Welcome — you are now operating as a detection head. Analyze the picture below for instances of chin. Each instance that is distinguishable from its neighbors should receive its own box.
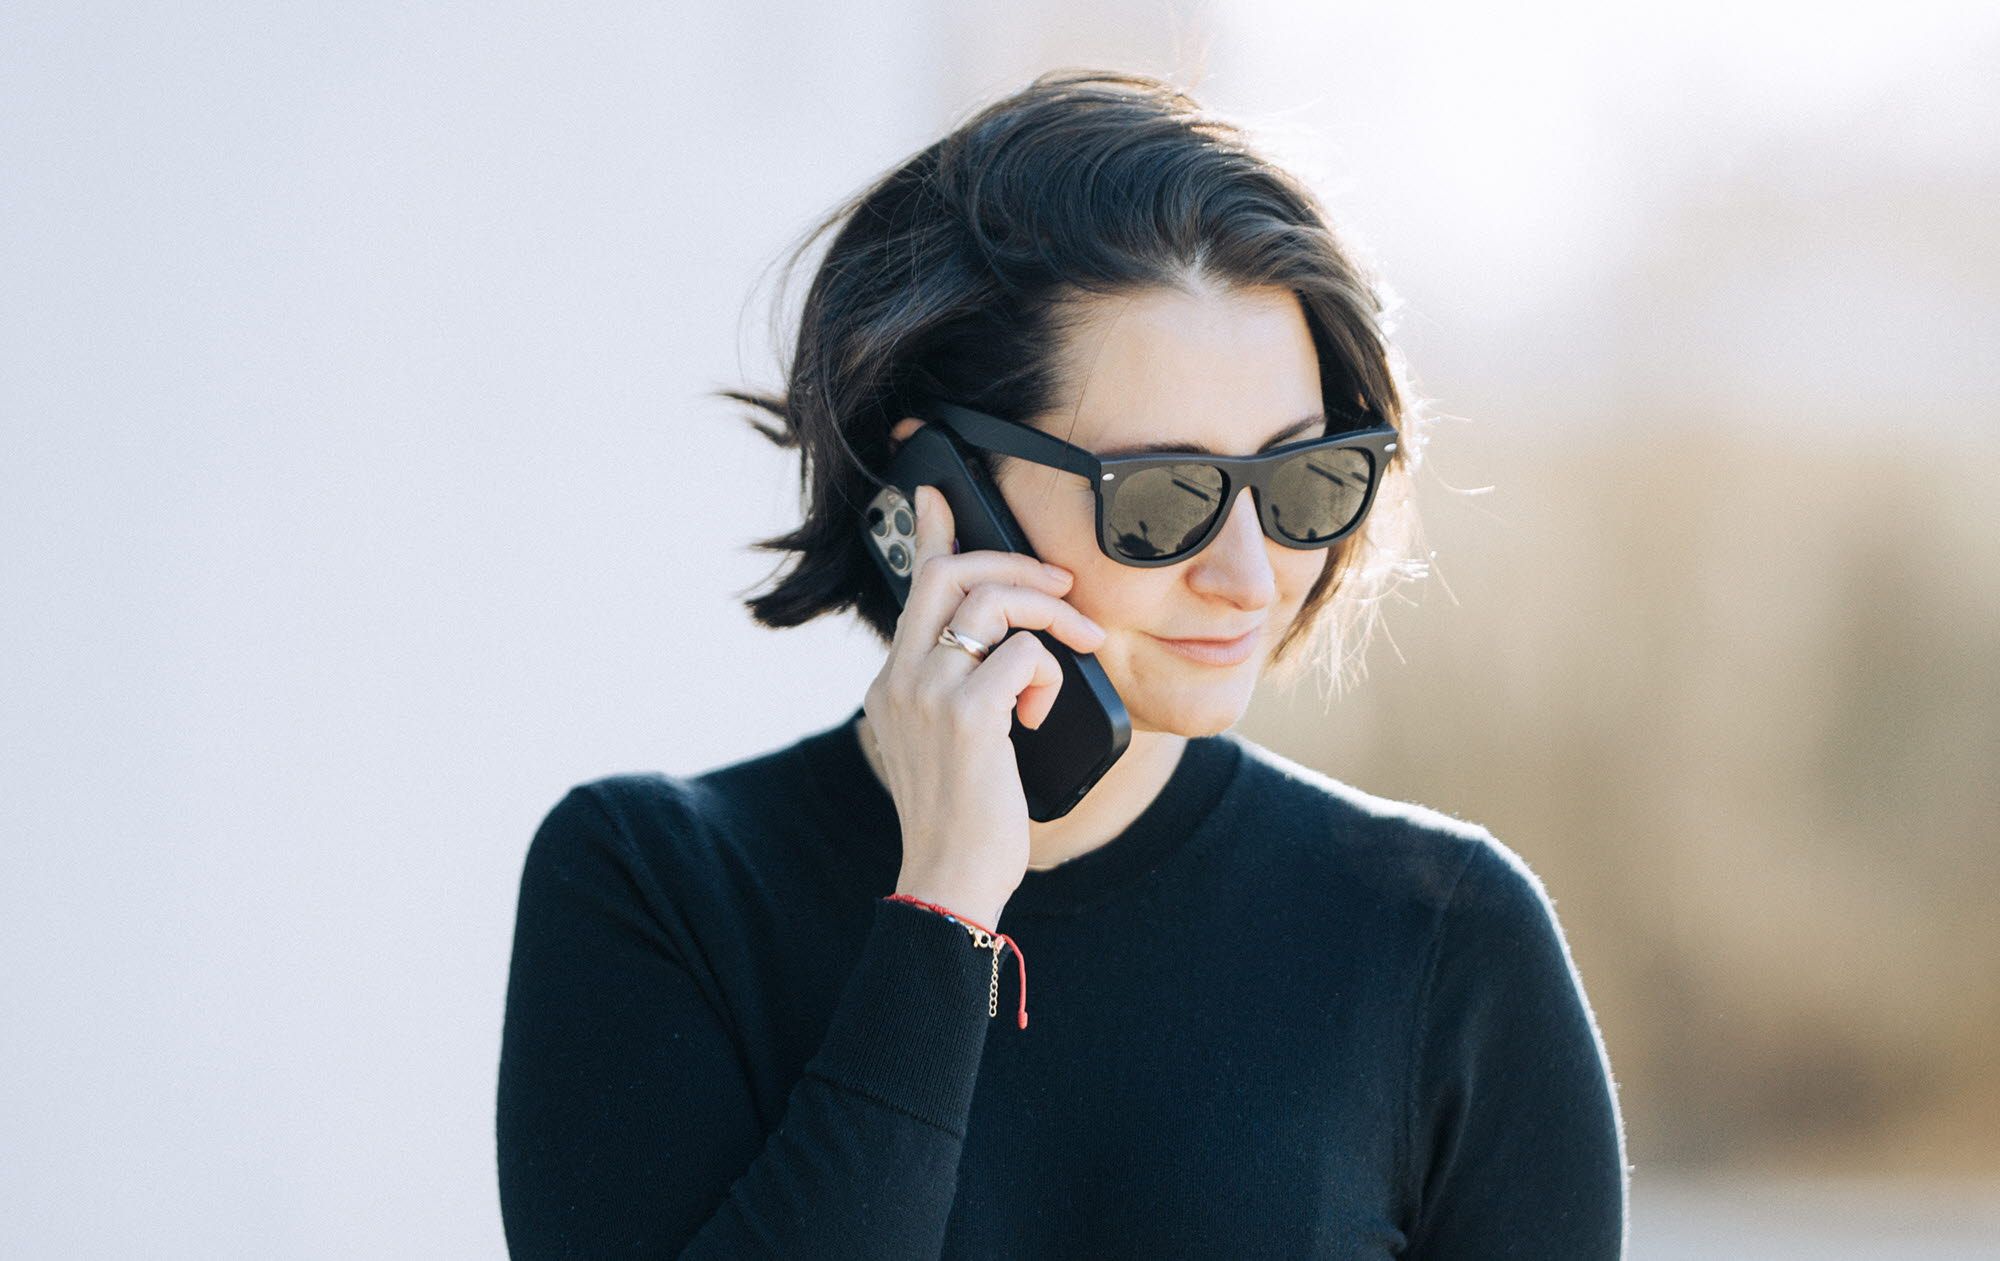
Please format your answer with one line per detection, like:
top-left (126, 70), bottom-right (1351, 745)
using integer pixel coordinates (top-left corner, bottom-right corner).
top-left (1118, 675), bottom-right (1259, 738)
top-left (1095, 633), bottom-right (1269, 738)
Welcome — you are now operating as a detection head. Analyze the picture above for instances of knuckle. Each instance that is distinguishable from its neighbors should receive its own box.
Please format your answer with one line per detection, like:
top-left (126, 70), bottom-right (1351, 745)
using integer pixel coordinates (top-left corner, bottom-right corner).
top-left (888, 659), bottom-right (926, 701)
top-left (958, 583), bottom-right (1004, 624)
top-left (998, 631), bottom-right (1043, 673)
top-left (912, 552), bottom-right (955, 588)
top-left (914, 672), bottom-right (952, 710)
top-left (944, 690), bottom-right (984, 728)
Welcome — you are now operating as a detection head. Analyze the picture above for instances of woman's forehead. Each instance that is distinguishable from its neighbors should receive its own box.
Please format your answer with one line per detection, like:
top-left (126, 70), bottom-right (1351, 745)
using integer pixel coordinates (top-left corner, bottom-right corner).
top-left (1040, 284), bottom-right (1323, 454)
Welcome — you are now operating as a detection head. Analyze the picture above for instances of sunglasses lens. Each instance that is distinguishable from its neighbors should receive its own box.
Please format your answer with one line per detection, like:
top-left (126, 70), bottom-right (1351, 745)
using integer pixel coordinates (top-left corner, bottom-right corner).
top-left (1268, 448), bottom-right (1373, 543)
top-left (1106, 462), bottom-right (1227, 560)
top-left (1103, 445), bottom-right (1379, 563)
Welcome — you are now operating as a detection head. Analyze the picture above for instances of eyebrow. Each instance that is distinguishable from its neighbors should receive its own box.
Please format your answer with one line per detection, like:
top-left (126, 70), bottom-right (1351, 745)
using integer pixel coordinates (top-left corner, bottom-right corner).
top-left (1093, 412), bottom-right (1327, 459)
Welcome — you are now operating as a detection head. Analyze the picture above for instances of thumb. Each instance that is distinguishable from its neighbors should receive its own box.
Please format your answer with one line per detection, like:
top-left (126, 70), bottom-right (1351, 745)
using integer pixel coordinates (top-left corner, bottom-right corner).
top-left (914, 484), bottom-right (958, 561)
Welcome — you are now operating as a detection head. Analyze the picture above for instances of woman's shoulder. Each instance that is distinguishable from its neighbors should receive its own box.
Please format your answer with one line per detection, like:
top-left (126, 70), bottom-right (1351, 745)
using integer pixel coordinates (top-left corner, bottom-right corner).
top-left (522, 734), bottom-right (818, 888)
top-left (514, 772), bottom-right (717, 913)
top-left (1222, 733), bottom-right (1536, 917)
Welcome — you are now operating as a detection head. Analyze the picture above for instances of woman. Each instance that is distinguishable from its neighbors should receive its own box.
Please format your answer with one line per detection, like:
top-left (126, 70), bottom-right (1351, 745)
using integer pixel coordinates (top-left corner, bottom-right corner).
top-left (497, 70), bottom-right (1627, 1258)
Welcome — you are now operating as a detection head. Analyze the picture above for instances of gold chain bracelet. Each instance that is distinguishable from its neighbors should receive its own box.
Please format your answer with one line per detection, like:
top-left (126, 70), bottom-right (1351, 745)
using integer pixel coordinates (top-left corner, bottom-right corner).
top-left (881, 894), bottom-right (1030, 1029)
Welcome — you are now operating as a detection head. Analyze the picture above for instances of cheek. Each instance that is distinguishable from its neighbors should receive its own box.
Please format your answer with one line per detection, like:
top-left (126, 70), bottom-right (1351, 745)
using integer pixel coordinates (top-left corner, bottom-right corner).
top-left (996, 465), bottom-right (1100, 569)
top-left (1275, 547), bottom-right (1330, 601)
top-left (1007, 504), bottom-right (1166, 636)
top-left (1065, 567), bottom-right (1170, 638)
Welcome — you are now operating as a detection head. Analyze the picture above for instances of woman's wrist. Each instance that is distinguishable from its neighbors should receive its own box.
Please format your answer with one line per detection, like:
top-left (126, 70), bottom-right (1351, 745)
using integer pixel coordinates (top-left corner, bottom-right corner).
top-left (883, 890), bottom-right (1029, 1029)
top-left (890, 876), bottom-right (1004, 933)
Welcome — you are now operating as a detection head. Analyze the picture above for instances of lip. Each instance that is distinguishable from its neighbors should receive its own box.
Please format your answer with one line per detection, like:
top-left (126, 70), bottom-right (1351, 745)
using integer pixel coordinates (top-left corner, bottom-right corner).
top-left (1148, 626), bottom-right (1263, 666)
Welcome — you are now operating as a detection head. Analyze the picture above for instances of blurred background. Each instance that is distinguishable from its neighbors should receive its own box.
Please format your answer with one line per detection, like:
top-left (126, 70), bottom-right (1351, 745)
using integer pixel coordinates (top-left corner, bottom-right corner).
top-left (3, 1), bottom-right (1995, 1256)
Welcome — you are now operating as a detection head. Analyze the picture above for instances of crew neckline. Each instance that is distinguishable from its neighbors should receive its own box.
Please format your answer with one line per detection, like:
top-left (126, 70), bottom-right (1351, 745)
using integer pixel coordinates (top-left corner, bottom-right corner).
top-left (797, 705), bottom-right (1244, 919)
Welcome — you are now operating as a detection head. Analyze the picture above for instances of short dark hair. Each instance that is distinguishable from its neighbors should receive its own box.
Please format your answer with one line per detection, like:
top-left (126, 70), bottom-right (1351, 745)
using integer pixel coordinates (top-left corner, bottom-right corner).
top-left (721, 68), bottom-right (1429, 693)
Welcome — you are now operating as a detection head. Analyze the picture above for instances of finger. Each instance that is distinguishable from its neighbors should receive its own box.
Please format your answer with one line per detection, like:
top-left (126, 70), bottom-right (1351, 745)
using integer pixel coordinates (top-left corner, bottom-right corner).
top-left (1017, 652), bottom-right (1062, 730)
top-left (950, 584), bottom-right (1107, 658)
top-left (888, 484), bottom-right (967, 672)
top-left (896, 486), bottom-right (1076, 650)
top-left (960, 629), bottom-right (1066, 730)
top-left (908, 484), bottom-right (955, 576)
top-left (908, 485), bottom-right (1074, 595)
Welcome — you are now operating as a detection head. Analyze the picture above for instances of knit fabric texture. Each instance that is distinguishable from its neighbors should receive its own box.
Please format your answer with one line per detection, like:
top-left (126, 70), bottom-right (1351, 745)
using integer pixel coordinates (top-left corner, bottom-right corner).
top-left (497, 706), bottom-right (1629, 1258)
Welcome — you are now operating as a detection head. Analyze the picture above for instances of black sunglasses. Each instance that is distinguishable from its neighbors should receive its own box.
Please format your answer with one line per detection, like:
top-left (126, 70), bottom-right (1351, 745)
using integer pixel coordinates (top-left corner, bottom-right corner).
top-left (924, 400), bottom-right (1400, 568)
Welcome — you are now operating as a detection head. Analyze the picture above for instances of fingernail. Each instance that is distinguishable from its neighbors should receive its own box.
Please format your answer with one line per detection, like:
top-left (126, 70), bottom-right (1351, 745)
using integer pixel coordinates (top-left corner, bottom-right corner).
top-left (1043, 563), bottom-right (1072, 584)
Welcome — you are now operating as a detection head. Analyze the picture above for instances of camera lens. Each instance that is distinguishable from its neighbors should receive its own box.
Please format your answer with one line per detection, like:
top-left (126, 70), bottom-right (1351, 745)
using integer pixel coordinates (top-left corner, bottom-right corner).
top-left (887, 542), bottom-right (909, 573)
top-left (868, 506), bottom-right (888, 536)
top-left (893, 507), bottom-right (913, 536)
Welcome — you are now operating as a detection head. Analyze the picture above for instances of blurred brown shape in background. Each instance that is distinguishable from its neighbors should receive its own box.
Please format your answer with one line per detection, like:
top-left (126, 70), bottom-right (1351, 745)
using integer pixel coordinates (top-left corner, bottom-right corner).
top-left (1245, 57), bottom-right (2000, 1180)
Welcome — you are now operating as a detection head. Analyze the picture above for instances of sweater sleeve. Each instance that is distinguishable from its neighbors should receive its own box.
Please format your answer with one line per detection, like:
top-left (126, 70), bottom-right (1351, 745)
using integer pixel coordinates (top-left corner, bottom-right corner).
top-left (1401, 834), bottom-right (1629, 1259)
top-left (496, 786), bottom-right (996, 1259)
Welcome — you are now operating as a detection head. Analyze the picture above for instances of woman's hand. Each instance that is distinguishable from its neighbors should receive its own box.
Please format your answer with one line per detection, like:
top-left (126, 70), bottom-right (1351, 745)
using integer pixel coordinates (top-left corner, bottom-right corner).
top-left (863, 484), bottom-right (1108, 927)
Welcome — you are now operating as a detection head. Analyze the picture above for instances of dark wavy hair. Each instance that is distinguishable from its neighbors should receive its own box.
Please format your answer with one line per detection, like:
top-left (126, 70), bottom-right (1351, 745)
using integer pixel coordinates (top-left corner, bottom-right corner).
top-left (721, 69), bottom-right (1431, 694)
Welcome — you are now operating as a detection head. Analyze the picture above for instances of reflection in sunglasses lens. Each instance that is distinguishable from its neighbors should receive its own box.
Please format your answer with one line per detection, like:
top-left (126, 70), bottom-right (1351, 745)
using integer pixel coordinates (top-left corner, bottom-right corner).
top-left (1106, 447), bottom-right (1375, 562)
top-left (1107, 462), bottom-right (1225, 559)
top-left (1269, 449), bottom-right (1371, 543)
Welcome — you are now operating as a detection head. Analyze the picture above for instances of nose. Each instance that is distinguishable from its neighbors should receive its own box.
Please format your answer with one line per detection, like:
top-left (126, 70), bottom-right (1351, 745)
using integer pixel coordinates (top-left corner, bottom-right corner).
top-left (1184, 485), bottom-right (1277, 609)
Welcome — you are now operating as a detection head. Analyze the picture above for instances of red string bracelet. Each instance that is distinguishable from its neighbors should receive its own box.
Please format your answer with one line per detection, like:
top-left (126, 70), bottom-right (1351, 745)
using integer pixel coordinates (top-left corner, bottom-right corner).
top-left (881, 893), bottom-right (1029, 1029)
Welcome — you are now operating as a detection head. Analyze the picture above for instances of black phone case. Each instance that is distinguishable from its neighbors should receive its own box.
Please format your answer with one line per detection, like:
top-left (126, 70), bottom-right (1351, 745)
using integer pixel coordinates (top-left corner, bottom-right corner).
top-left (860, 424), bottom-right (1130, 822)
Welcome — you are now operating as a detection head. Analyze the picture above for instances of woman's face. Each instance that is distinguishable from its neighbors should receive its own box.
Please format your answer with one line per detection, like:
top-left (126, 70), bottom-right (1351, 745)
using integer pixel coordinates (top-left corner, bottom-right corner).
top-left (894, 281), bottom-right (1331, 738)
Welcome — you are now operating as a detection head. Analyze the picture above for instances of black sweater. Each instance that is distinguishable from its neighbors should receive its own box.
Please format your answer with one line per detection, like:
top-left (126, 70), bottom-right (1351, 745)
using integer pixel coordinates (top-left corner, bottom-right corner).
top-left (496, 706), bottom-right (1628, 1258)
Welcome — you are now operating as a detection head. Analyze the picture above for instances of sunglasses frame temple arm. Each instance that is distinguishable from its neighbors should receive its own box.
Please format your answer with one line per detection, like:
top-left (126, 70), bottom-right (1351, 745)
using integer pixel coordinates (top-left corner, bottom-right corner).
top-left (927, 401), bottom-right (1101, 481)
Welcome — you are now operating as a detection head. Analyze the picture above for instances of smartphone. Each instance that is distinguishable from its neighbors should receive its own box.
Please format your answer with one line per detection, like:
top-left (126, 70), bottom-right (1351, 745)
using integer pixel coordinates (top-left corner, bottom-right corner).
top-left (860, 421), bottom-right (1130, 822)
